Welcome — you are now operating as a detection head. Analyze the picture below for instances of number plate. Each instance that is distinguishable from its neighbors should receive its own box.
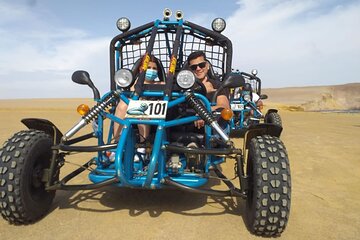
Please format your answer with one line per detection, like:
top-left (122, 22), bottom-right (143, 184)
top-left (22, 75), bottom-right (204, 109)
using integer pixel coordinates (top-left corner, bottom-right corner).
top-left (126, 100), bottom-right (168, 119)
top-left (231, 103), bottom-right (244, 110)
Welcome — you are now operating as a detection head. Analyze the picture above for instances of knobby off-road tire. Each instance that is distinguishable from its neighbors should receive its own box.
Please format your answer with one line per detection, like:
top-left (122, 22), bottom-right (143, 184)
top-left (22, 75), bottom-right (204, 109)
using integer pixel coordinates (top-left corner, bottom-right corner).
top-left (0, 130), bottom-right (56, 224)
top-left (265, 112), bottom-right (282, 127)
top-left (245, 135), bottom-right (291, 237)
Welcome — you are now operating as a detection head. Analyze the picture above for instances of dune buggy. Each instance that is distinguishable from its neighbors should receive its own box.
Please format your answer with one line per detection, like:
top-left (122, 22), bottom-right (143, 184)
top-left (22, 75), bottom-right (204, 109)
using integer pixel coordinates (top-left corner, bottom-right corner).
top-left (224, 70), bottom-right (282, 138)
top-left (0, 9), bottom-right (291, 236)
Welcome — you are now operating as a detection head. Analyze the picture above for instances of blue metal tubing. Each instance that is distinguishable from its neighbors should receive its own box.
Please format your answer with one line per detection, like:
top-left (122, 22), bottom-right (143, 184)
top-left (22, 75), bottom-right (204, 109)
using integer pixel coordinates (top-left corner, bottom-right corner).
top-left (110, 123), bottom-right (168, 188)
top-left (104, 92), bottom-right (212, 127)
top-left (114, 125), bottom-right (135, 186)
top-left (97, 90), bottom-right (216, 188)
top-left (144, 125), bottom-right (164, 187)
top-left (88, 171), bottom-right (208, 189)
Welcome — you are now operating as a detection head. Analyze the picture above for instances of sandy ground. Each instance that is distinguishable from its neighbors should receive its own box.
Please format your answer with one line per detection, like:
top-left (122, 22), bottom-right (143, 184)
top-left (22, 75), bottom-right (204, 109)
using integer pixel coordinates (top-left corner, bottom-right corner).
top-left (0, 97), bottom-right (359, 240)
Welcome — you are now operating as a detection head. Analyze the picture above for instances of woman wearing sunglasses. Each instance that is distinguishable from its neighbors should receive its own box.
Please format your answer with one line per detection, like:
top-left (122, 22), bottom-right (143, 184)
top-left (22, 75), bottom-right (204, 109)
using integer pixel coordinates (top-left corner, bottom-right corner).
top-left (187, 51), bottom-right (230, 129)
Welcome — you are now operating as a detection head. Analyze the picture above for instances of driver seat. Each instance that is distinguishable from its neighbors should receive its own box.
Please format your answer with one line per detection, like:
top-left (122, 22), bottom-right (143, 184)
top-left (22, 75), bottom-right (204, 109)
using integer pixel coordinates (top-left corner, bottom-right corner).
top-left (166, 60), bottom-right (220, 146)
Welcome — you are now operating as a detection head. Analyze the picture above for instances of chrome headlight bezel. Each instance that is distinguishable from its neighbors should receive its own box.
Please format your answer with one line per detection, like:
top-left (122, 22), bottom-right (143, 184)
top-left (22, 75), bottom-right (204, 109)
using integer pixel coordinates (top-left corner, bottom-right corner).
top-left (176, 70), bottom-right (195, 89)
top-left (243, 93), bottom-right (251, 102)
top-left (114, 69), bottom-right (134, 88)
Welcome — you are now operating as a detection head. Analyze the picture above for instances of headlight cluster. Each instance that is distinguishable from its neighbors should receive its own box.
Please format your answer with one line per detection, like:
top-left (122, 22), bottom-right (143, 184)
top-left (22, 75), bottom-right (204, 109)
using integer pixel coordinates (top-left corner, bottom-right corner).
top-left (176, 70), bottom-right (195, 89)
top-left (114, 69), bottom-right (134, 88)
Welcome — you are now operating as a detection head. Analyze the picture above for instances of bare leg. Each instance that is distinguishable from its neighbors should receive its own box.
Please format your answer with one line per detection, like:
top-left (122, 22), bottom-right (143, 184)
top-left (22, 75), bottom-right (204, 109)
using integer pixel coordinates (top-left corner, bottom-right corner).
top-left (138, 124), bottom-right (150, 143)
top-left (114, 100), bottom-right (150, 143)
top-left (113, 100), bottom-right (127, 140)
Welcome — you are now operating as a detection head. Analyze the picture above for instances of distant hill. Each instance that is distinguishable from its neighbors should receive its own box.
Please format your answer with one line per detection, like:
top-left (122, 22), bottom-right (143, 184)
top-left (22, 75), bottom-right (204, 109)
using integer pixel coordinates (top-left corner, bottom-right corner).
top-left (263, 83), bottom-right (360, 111)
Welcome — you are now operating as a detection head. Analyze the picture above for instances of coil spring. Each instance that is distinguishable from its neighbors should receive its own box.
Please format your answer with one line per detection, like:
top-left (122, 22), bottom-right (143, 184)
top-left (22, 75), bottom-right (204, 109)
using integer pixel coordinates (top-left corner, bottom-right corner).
top-left (185, 92), bottom-right (215, 125)
top-left (83, 91), bottom-right (120, 123)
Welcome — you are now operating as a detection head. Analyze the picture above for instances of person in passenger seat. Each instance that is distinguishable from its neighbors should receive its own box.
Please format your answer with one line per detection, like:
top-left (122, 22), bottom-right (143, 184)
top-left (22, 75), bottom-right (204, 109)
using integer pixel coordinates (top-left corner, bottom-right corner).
top-left (113, 55), bottom-right (163, 141)
top-left (113, 55), bottom-right (163, 161)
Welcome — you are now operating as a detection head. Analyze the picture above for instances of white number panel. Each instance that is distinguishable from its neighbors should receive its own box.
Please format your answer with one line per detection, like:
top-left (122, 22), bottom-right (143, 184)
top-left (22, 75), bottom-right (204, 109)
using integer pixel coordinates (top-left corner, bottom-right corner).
top-left (230, 103), bottom-right (244, 111)
top-left (125, 100), bottom-right (168, 119)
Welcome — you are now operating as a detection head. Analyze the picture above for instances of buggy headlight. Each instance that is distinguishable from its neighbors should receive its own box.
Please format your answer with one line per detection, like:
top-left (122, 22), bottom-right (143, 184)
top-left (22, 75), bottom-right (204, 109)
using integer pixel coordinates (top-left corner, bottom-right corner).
top-left (114, 69), bottom-right (134, 88)
top-left (116, 17), bottom-right (131, 32)
top-left (212, 18), bottom-right (226, 33)
top-left (176, 70), bottom-right (195, 89)
top-left (251, 69), bottom-right (258, 76)
top-left (244, 93), bottom-right (251, 102)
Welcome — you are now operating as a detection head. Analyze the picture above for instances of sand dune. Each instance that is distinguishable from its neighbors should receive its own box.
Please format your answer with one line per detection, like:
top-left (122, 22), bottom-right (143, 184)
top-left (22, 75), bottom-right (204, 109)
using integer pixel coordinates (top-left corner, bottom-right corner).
top-left (263, 83), bottom-right (360, 111)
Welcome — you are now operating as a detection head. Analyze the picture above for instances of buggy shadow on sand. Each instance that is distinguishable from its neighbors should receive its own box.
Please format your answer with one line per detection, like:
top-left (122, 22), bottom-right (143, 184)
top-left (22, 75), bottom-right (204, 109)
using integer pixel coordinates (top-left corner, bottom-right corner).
top-left (0, 9), bottom-right (291, 237)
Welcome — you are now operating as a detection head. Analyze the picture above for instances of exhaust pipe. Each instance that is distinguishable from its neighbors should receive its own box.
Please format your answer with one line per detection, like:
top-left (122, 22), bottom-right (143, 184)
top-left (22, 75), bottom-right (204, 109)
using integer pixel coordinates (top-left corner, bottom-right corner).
top-left (163, 8), bottom-right (172, 20)
top-left (175, 10), bottom-right (183, 21)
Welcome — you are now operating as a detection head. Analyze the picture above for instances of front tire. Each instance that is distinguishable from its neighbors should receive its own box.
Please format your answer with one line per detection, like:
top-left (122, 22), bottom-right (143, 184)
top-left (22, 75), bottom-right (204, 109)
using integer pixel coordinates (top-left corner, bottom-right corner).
top-left (265, 111), bottom-right (282, 127)
top-left (0, 130), bottom-right (56, 224)
top-left (245, 135), bottom-right (291, 237)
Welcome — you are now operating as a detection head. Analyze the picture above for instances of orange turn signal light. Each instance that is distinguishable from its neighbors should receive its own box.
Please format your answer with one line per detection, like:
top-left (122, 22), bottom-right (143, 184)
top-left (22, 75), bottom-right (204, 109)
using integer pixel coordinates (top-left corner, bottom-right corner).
top-left (77, 104), bottom-right (90, 116)
top-left (221, 108), bottom-right (233, 121)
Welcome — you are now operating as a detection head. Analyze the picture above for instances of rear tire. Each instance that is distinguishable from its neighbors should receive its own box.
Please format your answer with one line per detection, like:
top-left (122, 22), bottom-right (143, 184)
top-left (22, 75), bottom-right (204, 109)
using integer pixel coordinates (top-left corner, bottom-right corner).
top-left (265, 112), bottom-right (282, 127)
top-left (0, 130), bottom-right (56, 224)
top-left (245, 135), bottom-right (291, 237)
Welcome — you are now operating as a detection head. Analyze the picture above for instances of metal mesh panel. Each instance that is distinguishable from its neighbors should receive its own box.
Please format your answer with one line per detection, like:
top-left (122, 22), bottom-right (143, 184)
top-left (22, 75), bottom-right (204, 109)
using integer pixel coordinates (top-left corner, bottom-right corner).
top-left (117, 27), bottom-right (227, 76)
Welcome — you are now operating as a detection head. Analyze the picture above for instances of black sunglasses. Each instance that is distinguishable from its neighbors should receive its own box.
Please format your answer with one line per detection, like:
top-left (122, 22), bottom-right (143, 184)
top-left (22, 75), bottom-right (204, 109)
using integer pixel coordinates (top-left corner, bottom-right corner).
top-left (189, 61), bottom-right (207, 71)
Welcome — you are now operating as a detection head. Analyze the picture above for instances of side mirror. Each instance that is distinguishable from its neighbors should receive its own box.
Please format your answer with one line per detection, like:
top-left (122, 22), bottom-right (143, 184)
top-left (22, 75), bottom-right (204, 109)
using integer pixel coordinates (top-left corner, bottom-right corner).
top-left (72, 70), bottom-right (92, 85)
top-left (71, 70), bottom-right (100, 99)
top-left (260, 94), bottom-right (268, 100)
top-left (212, 73), bottom-right (246, 102)
top-left (221, 73), bottom-right (246, 89)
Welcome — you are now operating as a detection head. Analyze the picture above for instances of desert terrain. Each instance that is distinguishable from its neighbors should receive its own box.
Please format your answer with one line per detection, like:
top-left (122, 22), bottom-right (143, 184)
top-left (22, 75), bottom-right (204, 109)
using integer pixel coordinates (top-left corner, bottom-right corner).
top-left (0, 83), bottom-right (359, 240)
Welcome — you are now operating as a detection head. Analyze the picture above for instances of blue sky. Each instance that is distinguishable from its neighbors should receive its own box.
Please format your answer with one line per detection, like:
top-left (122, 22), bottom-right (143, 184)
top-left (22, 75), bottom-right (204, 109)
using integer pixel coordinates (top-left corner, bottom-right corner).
top-left (0, 0), bottom-right (359, 99)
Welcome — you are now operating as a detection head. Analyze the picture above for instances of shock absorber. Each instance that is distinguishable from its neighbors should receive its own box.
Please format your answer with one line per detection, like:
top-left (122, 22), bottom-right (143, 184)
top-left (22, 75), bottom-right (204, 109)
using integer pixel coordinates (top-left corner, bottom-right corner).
top-left (62, 90), bottom-right (121, 141)
top-left (185, 92), bottom-right (215, 125)
top-left (185, 92), bottom-right (229, 142)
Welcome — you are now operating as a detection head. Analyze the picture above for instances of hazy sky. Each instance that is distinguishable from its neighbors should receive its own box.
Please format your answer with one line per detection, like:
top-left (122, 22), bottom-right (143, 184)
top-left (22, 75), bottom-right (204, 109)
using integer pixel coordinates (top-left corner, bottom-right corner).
top-left (0, 0), bottom-right (359, 99)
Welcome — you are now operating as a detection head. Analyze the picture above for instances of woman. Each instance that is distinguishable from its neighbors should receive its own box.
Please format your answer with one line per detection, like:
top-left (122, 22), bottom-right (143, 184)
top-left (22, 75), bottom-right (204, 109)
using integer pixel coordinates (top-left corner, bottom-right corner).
top-left (113, 55), bottom-right (163, 161)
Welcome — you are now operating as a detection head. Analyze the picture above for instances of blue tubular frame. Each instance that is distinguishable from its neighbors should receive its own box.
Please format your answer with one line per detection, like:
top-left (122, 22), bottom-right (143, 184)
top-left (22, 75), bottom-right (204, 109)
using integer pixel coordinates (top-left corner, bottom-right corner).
top-left (88, 90), bottom-right (219, 189)
top-left (231, 96), bottom-right (262, 130)
top-left (88, 18), bottom-right (234, 189)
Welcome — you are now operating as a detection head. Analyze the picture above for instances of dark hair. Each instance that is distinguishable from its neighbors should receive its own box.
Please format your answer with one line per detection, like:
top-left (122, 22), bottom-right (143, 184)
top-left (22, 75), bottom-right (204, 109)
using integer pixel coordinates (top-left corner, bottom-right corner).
top-left (139, 54), bottom-right (158, 72)
top-left (138, 54), bottom-right (165, 81)
top-left (187, 51), bottom-right (207, 65)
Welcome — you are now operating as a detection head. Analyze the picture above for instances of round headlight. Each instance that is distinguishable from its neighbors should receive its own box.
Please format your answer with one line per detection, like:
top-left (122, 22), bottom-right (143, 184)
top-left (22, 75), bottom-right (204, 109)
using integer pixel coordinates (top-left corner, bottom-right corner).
top-left (176, 70), bottom-right (195, 89)
top-left (116, 17), bottom-right (131, 32)
top-left (212, 18), bottom-right (226, 33)
top-left (251, 69), bottom-right (258, 76)
top-left (244, 94), bottom-right (251, 102)
top-left (114, 69), bottom-right (133, 88)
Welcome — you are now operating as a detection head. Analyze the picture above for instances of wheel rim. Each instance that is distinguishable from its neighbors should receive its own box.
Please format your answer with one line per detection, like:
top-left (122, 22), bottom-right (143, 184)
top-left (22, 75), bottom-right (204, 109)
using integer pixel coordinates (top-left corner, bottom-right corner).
top-left (28, 149), bottom-right (52, 202)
